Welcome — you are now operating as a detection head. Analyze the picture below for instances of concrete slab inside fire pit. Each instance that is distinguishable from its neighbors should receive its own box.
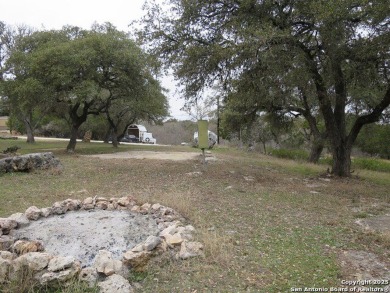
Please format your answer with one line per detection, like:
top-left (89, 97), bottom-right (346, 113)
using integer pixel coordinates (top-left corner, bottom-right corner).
top-left (11, 210), bottom-right (159, 267)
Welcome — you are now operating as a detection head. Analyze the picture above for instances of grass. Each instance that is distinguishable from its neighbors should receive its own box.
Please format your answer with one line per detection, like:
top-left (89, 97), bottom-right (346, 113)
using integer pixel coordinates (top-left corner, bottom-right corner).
top-left (1, 141), bottom-right (389, 292)
top-left (267, 147), bottom-right (390, 173)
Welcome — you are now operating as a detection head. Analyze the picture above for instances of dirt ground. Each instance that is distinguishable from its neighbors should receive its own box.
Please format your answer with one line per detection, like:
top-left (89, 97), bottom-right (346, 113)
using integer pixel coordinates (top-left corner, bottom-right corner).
top-left (87, 151), bottom-right (215, 161)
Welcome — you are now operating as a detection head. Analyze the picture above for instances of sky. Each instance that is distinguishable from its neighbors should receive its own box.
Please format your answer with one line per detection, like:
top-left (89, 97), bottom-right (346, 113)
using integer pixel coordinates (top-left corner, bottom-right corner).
top-left (0, 0), bottom-right (191, 120)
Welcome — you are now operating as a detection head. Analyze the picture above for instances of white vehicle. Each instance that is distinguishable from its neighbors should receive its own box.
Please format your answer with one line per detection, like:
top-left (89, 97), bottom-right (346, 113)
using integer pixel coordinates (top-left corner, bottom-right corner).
top-left (142, 132), bottom-right (156, 144)
top-left (127, 124), bottom-right (157, 144)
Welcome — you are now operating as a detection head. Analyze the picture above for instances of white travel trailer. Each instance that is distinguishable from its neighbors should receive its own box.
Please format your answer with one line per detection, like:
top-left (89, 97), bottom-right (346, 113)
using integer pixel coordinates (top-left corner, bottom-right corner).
top-left (127, 124), bottom-right (156, 144)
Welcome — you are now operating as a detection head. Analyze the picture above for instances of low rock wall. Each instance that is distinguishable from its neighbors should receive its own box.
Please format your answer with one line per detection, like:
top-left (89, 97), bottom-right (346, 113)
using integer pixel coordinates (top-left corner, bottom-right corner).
top-left (0, 152), bottom-right (63, 173)
top-left (0, 196), bottom-right (204, 292)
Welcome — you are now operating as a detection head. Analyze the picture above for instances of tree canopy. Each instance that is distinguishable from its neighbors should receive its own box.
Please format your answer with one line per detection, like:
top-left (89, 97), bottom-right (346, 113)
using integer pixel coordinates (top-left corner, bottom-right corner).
top-left (1, 23), bottom-right (168, 151)
top-left (138, 0), bottom-right (390, 176)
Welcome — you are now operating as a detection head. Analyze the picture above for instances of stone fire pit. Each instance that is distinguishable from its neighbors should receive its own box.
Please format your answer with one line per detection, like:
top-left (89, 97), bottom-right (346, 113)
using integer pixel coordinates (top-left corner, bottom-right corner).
top-left (0, 196), bottom-right (204, 292)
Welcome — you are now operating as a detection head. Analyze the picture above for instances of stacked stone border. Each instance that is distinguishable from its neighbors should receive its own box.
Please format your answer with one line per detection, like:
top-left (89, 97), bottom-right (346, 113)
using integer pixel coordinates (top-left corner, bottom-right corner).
top-left (0, 196), bottom-right (204, 292)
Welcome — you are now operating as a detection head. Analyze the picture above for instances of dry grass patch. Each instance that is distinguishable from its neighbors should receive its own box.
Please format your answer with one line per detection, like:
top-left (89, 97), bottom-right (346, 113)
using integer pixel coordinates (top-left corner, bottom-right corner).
top-left (1, 144), bottom-right (389, 292)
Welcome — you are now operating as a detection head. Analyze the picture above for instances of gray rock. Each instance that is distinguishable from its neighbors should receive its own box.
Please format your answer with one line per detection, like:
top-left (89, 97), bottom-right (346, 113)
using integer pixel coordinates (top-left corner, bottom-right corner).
top-left (8, 213), bottom-right (30, 227)
top-left (0, 235), bottom-right (15, 251)
top-left (0, 258), bottom-right (11, 283)
top-left (0, 152), bottom-right (62, 173)
top-left (98, 274), bottom-right (134, 293)
top-left (0, 251), bottom-right (14, 261)
top-left (39, 261), bottom-right (80, 285)
top-left (143, 236), bottom-right (161, 251)
top-left (122, 251), bottom-right (151, 271)
top-left (48, 256), bottom-right (75, 272)
top-left (13, 252), bottom-right (51, 272)
top-left (40, 208), bottom-right (52, 218)
top-left (0, 218), bottom-right (18, 234)
top-left (25, 206), bottom-right (42, 221)
top-left (79, 267), bottom-right (98, 287)
top-left (51, 201), bottom-right (67, 215)
top-left (12, 240), bottom-right (44, 255)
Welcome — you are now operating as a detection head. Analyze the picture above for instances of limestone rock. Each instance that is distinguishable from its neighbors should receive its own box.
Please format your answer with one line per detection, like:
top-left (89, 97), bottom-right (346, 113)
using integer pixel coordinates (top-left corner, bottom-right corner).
top-left (0, 218), bottom-right (18, 234)
top-left (131, 243), bottom-right (144, 253)
top-left (130, 205), bottom-right (140, 213)
top-left (0, 235), bottom-right (15, 250)
top-left (179, 241), bottom-right (204, 259)
top-left (140, 203), bottom-right (151, 213)
top-left (7, 213), bottom-right (29, 227)
top-left (12, 240), bottom-right (44, 255)
top-left (40, 208), bottom-right (52, 218)
top-left (143, 236), bottom-right (161, 251)
top-left (79, 267), bottom-right (98, 287)
top-left (83, 197), bottom-right (94, 205)
top-left (107, 203), bottom-right (116, 211)
top-left (96, 197), bottom-right (109, 203)
top-left (117, 197), bottom-right (131, 207)
top-left (0, 258), bottom-right (11, 283)
top-left (176, 225), bottom-right (196, 240)
top-left (96, 201), bottom-right (108, 210)
top-left (83, 203), bottom-right (95, 210)
top-left (0, 152), bottom-right (62, 173)
top-left (98, 274), bottom-right (134, 293)
top-left (158, 239), bottom-right (169, 252)
top-left (13, 252), bottom-right (51, 272)
top-left (0, 251), bottom-right (15, 261)
top-left (25, 206), bottom-right (42, 221)
top-left (63, 199), bottom-right (81, 211)
top-left (93, 250), bottom-right (123, 277)
top-left (151, 203), bottom-right (162, 212)
top-left (51, 201), bottom-right (67, 215)
top-left (164, 233), bottom-right (184, 247)
top-left (39, 261), bottom-right (80, 285)
top-left (122, 251), bottom-right (151, 271)
top-left (47, 256), bottom-right (75, 272)
top-left (159, 225), bottom-right (177, 238)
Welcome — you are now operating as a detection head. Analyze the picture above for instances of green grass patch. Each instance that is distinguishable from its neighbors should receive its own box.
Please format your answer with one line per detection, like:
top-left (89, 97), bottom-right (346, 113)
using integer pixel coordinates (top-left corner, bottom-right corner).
top-left (0, 138), bottom-right (199, 156)
top-left (269, 148), bottom-right (309, 161)
top-left (352, 157), bottom-right (390, 173)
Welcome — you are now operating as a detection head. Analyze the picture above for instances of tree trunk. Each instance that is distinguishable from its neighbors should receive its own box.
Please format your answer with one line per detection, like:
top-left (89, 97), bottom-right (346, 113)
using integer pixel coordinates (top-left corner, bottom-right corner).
top-left (23, 119), bottom-right (35, 144)
top-left (112, 135), bottom-right (119, 148)
top-left (66, 125), bottom-right (79, 153)
top-left (308, 138), bottom-right (324, 163)
top-left (331, 144), bottom-right (352, 176)
top-left (104, 126), bottom-right (112, 143)
top-left (111, 131), bottom-right (119, 148)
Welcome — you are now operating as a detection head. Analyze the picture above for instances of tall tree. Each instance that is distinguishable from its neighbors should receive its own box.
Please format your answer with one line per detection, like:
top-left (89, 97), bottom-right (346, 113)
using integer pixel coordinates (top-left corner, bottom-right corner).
top-left (138, 0), bottom-right (390, 176)
top-left (5, 23), bottom-right (168, 151)
top-left (1, 24), bottom-right (56, 143)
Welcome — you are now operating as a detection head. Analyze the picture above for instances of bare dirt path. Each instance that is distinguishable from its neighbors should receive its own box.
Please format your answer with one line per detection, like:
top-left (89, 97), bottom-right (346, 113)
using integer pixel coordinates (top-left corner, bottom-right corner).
top-left (87, 151), bottom-right (207, 161)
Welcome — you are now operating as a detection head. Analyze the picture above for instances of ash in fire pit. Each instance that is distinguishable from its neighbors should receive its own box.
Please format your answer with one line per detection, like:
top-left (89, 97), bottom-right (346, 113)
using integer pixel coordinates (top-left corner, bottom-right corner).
top-left (11, 210), bottom-right (159, 267)
top-left (0, 197), bottom-right (204, 291)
